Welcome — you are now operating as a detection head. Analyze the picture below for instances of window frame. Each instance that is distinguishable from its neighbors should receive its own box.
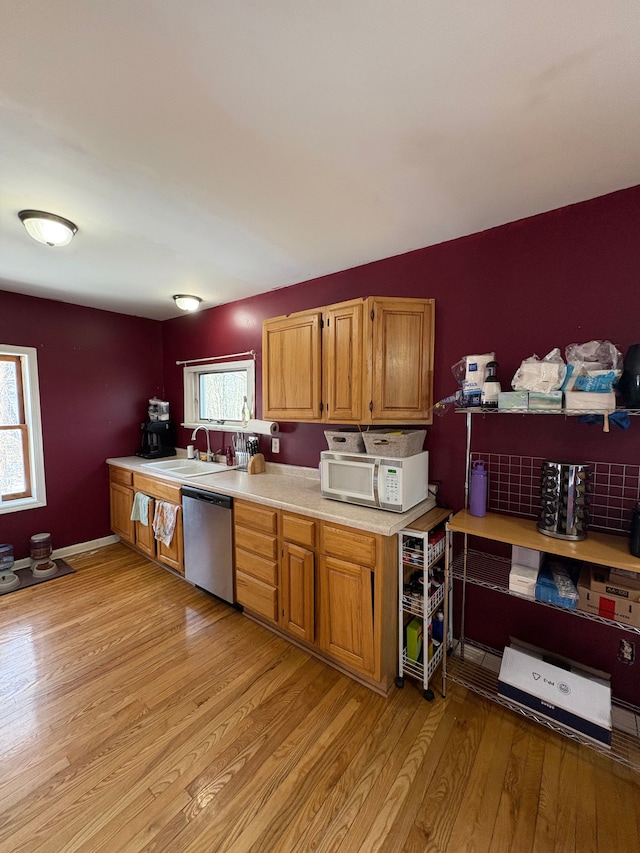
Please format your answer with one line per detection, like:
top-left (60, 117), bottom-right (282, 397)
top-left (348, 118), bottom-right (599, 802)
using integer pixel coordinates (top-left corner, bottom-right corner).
top-left (182, 358), bottom-right (255, 429)
top-left (0, 344), bottom-right (47, 514)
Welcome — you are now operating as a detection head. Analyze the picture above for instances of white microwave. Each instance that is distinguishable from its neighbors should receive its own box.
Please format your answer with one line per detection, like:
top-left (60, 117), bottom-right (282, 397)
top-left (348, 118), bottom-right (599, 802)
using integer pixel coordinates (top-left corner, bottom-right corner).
top-left (320, 450), bottom-right (429, 512)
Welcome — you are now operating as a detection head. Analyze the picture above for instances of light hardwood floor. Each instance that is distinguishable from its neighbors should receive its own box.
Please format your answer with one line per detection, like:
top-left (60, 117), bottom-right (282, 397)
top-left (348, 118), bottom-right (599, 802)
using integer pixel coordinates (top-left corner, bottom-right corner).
top-left (1, 542), bottom-right (638, 852)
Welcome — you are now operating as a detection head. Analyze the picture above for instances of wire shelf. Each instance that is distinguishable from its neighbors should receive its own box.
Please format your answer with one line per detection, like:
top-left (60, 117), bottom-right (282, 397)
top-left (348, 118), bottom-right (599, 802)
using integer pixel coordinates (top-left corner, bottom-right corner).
top-left (451, 550), bottom-right (640, 635)
top-left (446, 641), bottom-right (640, 772)
top-left (401, 581), bottom-right (445, 618)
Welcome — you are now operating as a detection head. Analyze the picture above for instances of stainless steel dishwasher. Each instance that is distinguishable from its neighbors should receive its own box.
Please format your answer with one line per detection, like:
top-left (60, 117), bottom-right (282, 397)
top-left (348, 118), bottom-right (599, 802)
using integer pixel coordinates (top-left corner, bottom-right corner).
top-left (182, 486), bottom-right (234, 603)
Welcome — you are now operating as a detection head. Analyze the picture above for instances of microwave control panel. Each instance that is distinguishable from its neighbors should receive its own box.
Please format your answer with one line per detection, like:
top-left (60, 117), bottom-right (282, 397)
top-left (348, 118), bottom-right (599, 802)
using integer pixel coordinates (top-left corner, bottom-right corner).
top-left (382, 466), bottom-right (402, 504)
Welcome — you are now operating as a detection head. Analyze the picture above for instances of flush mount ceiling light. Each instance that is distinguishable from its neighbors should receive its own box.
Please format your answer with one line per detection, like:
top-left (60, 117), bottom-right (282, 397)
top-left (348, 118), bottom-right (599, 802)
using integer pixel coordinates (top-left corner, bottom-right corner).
top-left (18, 210), bottom-right (78, 247)
top-left (173, 294), bottom-right (202, 312)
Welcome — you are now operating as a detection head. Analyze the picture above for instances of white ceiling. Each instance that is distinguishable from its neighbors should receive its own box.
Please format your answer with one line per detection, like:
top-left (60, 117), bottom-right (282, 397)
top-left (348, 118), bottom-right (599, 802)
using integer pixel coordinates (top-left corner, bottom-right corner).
top-left (1, 1), bottom-right (639, 320)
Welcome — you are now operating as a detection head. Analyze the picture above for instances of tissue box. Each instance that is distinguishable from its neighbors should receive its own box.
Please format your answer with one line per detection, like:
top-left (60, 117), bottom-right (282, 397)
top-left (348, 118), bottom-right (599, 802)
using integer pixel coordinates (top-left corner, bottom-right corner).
top-left (564, 391), bottom-right (616, 411)
top-left (498, 641), bottom-right (612, 746)
top-left (498, 391), bottom-right (529, 410)
top-left (509, 565), bottom-right (539, 599)
top-left (528, 391), bottom-right (563, 411)
top-left (512, 546), bottom-right (543, 570)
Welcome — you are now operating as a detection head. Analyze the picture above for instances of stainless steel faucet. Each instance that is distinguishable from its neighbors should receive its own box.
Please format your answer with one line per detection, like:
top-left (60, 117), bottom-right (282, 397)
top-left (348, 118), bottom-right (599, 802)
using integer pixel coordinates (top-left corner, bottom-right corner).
top-left (190, 425), bottom-right (212, 461)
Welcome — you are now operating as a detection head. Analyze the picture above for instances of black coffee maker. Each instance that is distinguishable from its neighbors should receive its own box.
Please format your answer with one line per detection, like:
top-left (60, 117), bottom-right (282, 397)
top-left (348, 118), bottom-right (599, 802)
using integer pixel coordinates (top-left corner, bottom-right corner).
top-left (136, 421), bottom-right (177, 459)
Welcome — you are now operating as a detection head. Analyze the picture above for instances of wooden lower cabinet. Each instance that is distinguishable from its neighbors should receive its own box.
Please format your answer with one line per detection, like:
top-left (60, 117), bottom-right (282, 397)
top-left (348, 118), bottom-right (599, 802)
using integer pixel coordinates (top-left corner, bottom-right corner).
top-left (234, 500), bottom-right (280, 624)
top-left (318, 555), bottom-right (374, 674)
top-left (109, 471), bottom-right (135, 543)
top-left (281, 541), bottom-right (315, 643)
top-left (234, 499), bottom-right (397, 694)
top-left (108, 466), bottom-right (184, 575)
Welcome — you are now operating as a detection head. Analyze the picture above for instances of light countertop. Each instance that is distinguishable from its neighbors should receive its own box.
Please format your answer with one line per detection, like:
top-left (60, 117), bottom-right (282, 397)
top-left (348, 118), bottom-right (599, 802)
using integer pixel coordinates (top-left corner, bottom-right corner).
top-left (106, 456), bottom-right (437, 537)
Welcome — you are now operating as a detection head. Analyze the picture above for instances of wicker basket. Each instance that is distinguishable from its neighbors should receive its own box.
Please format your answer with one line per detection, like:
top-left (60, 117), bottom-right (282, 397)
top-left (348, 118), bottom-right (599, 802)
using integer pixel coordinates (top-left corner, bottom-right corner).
top-left (362, 429), bottom-right (426, 457)
top-left (324, 430), bottom-right (365, 453)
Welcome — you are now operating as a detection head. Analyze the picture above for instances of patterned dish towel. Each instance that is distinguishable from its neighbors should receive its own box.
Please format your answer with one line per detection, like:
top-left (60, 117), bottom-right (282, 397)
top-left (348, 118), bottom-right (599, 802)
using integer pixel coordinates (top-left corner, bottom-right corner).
top-left (130, 492), bottom-right (151, 526)
top-left (153, 500), bottom-right (179, 546)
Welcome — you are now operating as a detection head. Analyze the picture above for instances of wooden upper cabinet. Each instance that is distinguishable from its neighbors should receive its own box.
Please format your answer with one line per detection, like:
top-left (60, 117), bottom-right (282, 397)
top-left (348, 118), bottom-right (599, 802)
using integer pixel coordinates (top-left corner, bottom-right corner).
top-left (261, 296), bottom-right (434, 425)
top-left (323, 299), bottom-right (365, 423)
top-left (262, 310), bottom-right (323, 421)
top-left (369, 297), bottom-right (435, 424)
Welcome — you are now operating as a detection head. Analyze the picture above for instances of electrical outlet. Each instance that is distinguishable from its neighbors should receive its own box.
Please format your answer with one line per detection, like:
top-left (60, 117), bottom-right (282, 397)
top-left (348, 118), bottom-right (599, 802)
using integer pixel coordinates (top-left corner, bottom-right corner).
top-left (271, 437), bottom-right (280, 454)
top-left (618, 638), bottom-right (635, 664)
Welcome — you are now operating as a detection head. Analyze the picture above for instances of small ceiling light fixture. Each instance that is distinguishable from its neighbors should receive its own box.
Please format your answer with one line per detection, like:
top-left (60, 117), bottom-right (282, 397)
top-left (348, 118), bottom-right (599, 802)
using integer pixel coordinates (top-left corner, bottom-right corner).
top-left (18, 210), bottom-right (78, 247)
top-left (173, 294), bottom-right (202, 312)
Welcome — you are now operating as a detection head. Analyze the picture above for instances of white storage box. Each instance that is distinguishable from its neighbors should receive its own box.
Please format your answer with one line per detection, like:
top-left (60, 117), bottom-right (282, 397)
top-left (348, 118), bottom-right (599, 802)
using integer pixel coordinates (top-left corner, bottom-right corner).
top-left (509, 565), bottom-right (539, 599)
top-left (564, 391), bottom-right (616, 412)
top-left (511, 545), bottom-right (543, 570)
top-left (498, 642), bottom-right (611, 746)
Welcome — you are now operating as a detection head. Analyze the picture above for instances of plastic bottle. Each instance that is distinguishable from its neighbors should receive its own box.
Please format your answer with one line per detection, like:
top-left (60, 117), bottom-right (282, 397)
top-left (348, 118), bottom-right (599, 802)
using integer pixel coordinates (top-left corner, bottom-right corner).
top-left (630, 502), bottom-right (640, 557)
top-left (469, 459), bottom-right (488, 517)
top-left (241, 396), bottom-right (250, 428)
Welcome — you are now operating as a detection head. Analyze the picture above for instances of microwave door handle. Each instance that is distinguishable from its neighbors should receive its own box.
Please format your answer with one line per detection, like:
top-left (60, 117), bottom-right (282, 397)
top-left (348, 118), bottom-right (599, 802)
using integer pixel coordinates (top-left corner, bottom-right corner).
top-left (372, 460), bottom-right (381, 506)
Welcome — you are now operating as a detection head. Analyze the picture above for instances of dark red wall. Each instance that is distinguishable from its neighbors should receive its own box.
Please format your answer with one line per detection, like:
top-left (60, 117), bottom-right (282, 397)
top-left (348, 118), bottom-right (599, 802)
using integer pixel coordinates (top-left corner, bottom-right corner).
top-left (0, 290), bottom-right (163, 559)
top-left (3, 184), bottom-right (640, 702)
top-left (161, 184), bottom-right (640, 703)
top-left (163, 184), bottom-right (640, 509)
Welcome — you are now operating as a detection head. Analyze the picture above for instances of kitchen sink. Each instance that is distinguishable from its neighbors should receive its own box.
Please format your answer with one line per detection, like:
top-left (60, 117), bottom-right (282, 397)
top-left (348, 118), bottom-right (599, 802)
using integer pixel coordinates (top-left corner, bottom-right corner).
top-left (141, 458), bottom-right (234, 478)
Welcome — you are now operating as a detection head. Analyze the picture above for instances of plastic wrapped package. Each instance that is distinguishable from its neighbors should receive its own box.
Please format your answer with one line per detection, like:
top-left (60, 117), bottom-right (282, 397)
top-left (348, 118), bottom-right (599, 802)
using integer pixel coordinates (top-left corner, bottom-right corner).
top-left (511, 348), bottom-right (566, 392)
top-left (535, 561), bottom-right (579, 610)
top-left (564, 340), bottom-right (622, 393)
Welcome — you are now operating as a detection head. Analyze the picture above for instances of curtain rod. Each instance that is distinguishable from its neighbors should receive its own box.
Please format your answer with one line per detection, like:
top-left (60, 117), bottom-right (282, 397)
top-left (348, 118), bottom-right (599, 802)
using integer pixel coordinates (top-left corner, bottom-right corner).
top-left (176, 349), bottom-right (256, 367)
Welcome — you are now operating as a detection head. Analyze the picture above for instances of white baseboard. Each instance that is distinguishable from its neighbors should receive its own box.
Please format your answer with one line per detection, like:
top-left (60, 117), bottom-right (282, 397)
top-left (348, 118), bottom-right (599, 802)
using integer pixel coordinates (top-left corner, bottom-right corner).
top-left (13, 535), bottom-right (118, 570)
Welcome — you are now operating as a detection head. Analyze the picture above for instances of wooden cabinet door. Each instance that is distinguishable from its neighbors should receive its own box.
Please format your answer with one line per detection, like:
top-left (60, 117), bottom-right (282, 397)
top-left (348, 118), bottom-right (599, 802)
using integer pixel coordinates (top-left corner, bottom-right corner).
top-left (262, 310), bottom-right (322, 421)
top-left (319, 555), bottom-right (375, 676)
top-left (110, 481), bottom-right (135, 544)
top-left (157, 505), bottom-right (184, 575)
top-left (134, 497), bottom-right (156, 558)
top-left (281, 542), bottom-right (315, 642)
top-left (369, 297), bottom-right (435, 424)
top-left (323, 299), bottom-right (365, 423)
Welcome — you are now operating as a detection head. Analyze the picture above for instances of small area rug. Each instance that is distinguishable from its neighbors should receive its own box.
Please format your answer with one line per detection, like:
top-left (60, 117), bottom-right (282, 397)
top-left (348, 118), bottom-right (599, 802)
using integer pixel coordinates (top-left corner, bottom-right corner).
top-left (1, 558), bottom-right (75, 595)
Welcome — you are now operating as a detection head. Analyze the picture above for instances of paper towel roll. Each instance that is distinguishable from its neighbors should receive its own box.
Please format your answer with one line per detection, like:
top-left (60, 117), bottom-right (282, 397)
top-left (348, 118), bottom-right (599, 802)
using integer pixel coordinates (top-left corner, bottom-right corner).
top-left (244, 419), bottom-right (279, 436)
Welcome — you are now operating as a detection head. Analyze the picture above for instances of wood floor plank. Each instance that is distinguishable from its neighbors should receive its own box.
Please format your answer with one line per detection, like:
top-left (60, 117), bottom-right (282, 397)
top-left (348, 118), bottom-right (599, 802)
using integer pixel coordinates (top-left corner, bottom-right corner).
top-left (1, 542), bottom-right (639, 853)
top-left (445, 706), bottom-right (516, 852)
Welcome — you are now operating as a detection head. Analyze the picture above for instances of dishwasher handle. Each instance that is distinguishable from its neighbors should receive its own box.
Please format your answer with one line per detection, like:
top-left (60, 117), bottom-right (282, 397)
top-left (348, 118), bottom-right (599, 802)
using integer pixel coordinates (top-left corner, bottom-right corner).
top-left (181, 487), bottom-right (233, 510)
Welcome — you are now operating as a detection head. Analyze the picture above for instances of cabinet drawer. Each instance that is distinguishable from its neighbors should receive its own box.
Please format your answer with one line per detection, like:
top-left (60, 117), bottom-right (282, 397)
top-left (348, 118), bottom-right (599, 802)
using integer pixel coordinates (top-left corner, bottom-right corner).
top-left (235, 500), bottom-right (278, 535)
top-left (235, 547), bottom-right (278, 585)
top-left (282, 512), bottom-right (316, 548)
top-left (110, 466), bottom-right (133, 487)
top-left (133, 473), bottom-right (182, 503)
top-left (321, 522), bottom-right (377, 568)
top-left (236, 571), bottom-right (278, 622)
top-left (235, 525), bottom-right (278, 561)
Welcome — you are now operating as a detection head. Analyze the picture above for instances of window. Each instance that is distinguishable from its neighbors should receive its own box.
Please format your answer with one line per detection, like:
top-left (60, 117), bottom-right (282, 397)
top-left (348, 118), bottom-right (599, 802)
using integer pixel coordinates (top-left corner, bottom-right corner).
top-left (183, 359), bottom-right (255, 428)
top-left (0, 345), bottom-right (46, 513)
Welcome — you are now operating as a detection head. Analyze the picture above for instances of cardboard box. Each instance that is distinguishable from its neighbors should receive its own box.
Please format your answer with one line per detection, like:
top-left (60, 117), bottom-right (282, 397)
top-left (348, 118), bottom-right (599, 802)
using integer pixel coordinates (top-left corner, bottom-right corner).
top-left (577, 568), bottom-right (640, 627)
top-left (498, 641), bottom-right (612, 746)
top-left (509, 564), bottom-right (539, 599)
top-left (588, 565), bottom-right (640, 602)
top-left (608, 566), bottom-right (640, 593)
top-left (498, 391), bottom-right (528, 410)
top-left (528, 391), bottom-right (563, 411)
top-left (512, 545), bottom-right (543, 569)
top-left (406, 616), bottom-right (423, 663)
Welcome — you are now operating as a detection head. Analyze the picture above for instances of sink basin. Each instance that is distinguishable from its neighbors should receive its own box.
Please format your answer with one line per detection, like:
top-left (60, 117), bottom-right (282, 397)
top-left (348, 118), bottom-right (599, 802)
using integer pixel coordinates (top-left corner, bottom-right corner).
top-left (141, 459), bottom-right (234, 478)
